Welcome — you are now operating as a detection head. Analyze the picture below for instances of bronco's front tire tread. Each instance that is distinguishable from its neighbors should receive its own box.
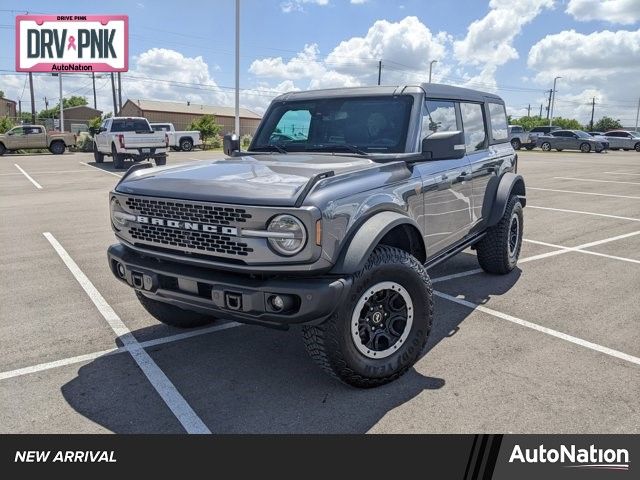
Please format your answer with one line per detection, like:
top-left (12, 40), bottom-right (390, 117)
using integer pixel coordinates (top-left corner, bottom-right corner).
top-left (302, 245), bottom-right (433, 388)
top-left (135, 290), bottom-right (216, 328)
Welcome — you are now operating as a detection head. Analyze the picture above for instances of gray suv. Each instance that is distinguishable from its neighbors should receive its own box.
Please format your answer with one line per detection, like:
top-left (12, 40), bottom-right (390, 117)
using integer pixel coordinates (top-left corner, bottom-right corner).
top-left (107, 84), bottom-right (526, 387)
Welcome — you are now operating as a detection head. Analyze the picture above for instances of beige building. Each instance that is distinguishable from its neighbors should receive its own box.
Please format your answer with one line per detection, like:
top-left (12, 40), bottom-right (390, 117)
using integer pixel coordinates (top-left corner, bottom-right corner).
top-left (1, 97), bottom-right (17, 118)
top-left (119, 99), bottom-right (262, 136)
top-left (60, 105), bottom-right (102, 133)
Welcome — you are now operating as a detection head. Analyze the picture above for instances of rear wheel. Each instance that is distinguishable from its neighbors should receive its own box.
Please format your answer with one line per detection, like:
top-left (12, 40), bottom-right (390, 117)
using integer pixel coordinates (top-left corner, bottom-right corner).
top-left (180, 138), bottom-right (193, 151)
top-left (302, 245), bottom-right (433, 388)
top-left (541, 142), bottom-right (551, 151)
top-left (49, 141), bottom-right (66, 155)
top-left (93, 142), bottom-right (104, 163)
top-left (475, 195), bottom-right (524, 274)
top-left (510, 138), bottom-right (521, 150)
top-left (580, 142), bottom-right (591, 153)
top-left (111, 144), bottom-right (125, 169)
top-left (136, 291), bottom-right (216, 328)
top-left (635, 143), bottom-right (640, 152)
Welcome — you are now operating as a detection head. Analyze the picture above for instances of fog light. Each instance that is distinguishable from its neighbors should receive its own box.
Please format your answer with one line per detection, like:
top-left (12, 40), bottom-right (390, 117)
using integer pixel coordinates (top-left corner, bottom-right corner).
top-left (269, 295), bottom-right (285, 311)
top-left (116, 262), bottom-right (126, 278)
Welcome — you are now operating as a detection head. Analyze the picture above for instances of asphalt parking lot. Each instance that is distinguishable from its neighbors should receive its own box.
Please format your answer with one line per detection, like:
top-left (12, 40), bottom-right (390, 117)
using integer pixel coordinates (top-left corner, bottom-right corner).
top-left (1, 148), bottom-right (638, 434)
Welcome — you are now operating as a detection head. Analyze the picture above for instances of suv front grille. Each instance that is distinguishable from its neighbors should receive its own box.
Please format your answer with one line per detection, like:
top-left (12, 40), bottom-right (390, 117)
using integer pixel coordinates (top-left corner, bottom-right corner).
top-left (125, 197), bottom-right (251, 225)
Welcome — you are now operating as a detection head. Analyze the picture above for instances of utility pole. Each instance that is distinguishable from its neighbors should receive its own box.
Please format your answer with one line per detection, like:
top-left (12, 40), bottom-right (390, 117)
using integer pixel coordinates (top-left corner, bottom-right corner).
top-left (18, 100), bottom-right (21, 120)
top-left (539, 104), bottom-right (543, 117)
top-left (28, 72), bottom-right (36, 124)
top-left (428, 60), bottom-right (438, 83)
top-left (549, 76), bottom-right (561, 127)
top-left (234, 0), bottom-right (240, 136)
top-left (43, 97), bottom-right (49, 109)
top-left (589, 97), bottom-right (596, 131)
top-left (117, 72), bottom-right (123, 112)
top-left (377, 60), bottom-right (382, 86)
top-left (92, 72), bottom-right (97, 109)
top-left (527, 104), bottom-right (531, 117)
top-left (110, 72), bottom-right (118, 115)
top-left (59, 73), bottom-right (64, 131)
top-left (545, 89), bottom-right (553, 119)
top-left (635, 97), bottom-right (640, 133)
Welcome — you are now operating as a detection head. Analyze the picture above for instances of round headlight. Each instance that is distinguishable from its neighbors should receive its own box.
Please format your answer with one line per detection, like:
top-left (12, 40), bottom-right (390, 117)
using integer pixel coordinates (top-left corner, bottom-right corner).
top-left (267, 214), bottom-right (307, 256)
top-left (110, 197), bottom-right (134, 230)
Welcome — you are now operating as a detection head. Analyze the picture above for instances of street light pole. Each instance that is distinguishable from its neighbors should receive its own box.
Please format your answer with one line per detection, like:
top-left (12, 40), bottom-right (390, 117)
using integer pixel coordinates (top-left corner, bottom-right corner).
top-left (635, 97), bottom-right (640, 133)
top-left (59, 73), bottom-right (64, 132)
top-left (234, 0), bottom-right (240, 137)
top-left (549, 76), bottom-right (561, 127)
top-left (428, 60), bottom-right (438, 83)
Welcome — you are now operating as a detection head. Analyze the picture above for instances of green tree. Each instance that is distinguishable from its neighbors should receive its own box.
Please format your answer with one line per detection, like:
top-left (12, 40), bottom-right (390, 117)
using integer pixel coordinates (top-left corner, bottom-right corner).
top-left (87, 112), bottom-right (112, 136)
top-left (38, 95), bottom-right (88, 119)
top-left (552, 117), bottom-right (584, 130)
top-left (188, 114), bottom-right (221, 142)
top-left (0, 90), bottom-right (4, 98)
top-left (594, 116), bottom-right (623, 132)
top-left (510, 115), bottom-right (547, 132)
top-left (0, 116), bottom-right (15, 133)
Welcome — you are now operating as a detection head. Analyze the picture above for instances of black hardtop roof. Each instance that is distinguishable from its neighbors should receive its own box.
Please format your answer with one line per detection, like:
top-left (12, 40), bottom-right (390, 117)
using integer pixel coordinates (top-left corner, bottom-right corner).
top-left (273, 83), bottom-right (504, 104)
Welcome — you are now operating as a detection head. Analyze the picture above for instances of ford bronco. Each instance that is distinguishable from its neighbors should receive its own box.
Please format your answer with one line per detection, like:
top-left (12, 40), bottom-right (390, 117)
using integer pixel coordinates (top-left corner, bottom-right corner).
top-left (107, 84), bottom-right (525, 388)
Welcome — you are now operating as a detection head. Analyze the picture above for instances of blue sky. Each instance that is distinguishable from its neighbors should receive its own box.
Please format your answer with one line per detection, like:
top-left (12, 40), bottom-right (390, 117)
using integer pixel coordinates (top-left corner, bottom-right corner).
top-left (1, 0), bottom-right (639, 124)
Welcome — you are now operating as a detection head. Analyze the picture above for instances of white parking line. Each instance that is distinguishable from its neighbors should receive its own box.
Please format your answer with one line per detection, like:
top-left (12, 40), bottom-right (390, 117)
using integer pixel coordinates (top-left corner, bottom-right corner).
top-left (43, 232), bottom-right (210, 434)
top-left (603, 172), bottom-right (640, 176)
top-left (0, 169), bottom-right (96, 176)
top-left (524, 239), bottom-right (640, 265)
top-left (527, 206), bottom-right (640, 223)
top-left (554, 177), bottom-right (640, 186)
top-left (434, 291), bottom-right (640, 367)
top-left (79, 161), bottom-right (123, 177)
top-left (0, 321), bottom-right (242, 382)
top-left (14, 164), bottom-right (43, 189)
top-left (529, 187), bottom-right (640, 200)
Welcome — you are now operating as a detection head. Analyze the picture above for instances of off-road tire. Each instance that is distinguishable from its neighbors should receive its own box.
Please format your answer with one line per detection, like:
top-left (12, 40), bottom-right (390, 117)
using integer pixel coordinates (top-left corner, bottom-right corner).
top-left (93, 143), bottom-right (104, 163)
top-left (580, 142), bottom-right (591, 153)
top-left (475, 195), bottom-right (523, 274)
top-left (135, 290), bottom-right (216, 328)
top-left (0, 143), bottom-right (5, 156)
top-left (302, 245), bottom-right (433, 388)
top-left (112, 144), bottom-right (125, 169)
top-left (510, 138), bottom-right (521, 150)
top-left (155, 155), bottom-right (167, 166)
top-left (540, 142), bottom-right (551, 151)
top-left (180, 138), bottom-right (193, 151)
top-left (49, 140), bottom-right (66, 155)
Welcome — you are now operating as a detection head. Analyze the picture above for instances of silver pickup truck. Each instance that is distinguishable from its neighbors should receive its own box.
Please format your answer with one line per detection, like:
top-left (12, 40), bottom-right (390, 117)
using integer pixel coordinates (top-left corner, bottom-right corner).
top-left (107, 84), bottom-right (525, 387)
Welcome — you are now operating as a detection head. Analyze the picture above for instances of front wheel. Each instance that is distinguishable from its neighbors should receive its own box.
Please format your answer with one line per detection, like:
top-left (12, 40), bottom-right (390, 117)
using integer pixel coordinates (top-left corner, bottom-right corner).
top-left (0, 143), bottom-right (5, 156)
top-left (475, 195), bottom-right (524, 274)
top-left (136, 291), bottom-right (216, 328)
top-left (540, 142), bottom-right (551, 151)
top-left (580, 142), bottom-right (591, 153)
top-left (510, 139), bottom-right (521, 150)
top-left (49, 141), bottom-right (66, 155)
top-left (302, 245), bottom-right (433, 388)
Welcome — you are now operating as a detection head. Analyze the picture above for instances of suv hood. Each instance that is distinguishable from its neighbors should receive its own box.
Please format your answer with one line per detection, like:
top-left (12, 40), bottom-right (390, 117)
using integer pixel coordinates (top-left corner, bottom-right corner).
top-left (115, 154), bottom-right (393, 206)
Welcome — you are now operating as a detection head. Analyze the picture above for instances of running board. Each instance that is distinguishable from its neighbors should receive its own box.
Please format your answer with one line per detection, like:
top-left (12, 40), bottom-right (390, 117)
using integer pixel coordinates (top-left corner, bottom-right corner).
top-left (424, 232), bottom-right (486, 270)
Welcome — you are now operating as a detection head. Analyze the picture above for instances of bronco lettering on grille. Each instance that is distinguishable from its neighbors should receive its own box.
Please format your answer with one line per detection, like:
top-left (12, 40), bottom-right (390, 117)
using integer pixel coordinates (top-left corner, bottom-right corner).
top-left (135, 215), bottom-right (238, 235)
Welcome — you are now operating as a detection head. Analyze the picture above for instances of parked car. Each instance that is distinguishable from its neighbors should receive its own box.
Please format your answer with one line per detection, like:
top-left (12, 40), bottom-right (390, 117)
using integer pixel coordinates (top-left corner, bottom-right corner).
top-left (525, 125), bottom-right (560, 149)
top-left (508, 125), bottom-right (528, 150)
top-left (587, 131), bottom-right (610, 145)
top-left (601, 130), bottom-right (640, 152)
top-left (537, 129), bottom-right (607, 153)
top-left (107, 83), bottom-right (526, 387)
top-left (93, 117), bottom-right (169, 169)
top-left (0, 125), bottom-right (75, 155)
top-left (150, 123), bottom-right (202, 152)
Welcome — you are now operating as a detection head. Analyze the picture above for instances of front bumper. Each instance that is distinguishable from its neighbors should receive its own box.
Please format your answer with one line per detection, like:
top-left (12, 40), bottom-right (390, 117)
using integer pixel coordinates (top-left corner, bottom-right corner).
top-left (107, 243), bottom-right (351, 328)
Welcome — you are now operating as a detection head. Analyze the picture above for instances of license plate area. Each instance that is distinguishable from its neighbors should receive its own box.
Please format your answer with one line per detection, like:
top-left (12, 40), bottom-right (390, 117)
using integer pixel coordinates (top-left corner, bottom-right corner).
top-left (142, 148), bottom-right (150, 153)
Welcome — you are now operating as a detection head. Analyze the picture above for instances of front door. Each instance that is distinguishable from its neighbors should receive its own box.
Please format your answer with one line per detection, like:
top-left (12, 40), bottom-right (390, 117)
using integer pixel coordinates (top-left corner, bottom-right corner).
top-left (6, 127), bottom-right (28, 149)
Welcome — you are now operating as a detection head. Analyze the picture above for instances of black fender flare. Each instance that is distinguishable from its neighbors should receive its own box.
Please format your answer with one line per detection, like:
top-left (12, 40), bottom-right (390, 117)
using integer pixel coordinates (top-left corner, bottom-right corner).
top-left (330, 211), bottom-right (424, 275)
top-left (485, 172), bottom-right (526, 227)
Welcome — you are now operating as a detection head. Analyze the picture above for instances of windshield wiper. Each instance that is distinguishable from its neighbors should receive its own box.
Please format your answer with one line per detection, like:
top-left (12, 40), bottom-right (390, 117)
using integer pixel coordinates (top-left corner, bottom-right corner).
top-left (250, 144), bottom-right (288, 154)
top-left (307, 144), bottom-right (368, 155)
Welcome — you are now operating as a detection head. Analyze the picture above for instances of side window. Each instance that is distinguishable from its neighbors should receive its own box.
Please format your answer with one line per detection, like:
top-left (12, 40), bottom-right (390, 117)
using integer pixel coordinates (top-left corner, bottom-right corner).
top-left (460, 102), bottom-right (487, 153)
top-left (272, 110), bottom-right (311, 142)
top-left (422, 99), bottom-right (458, 140)
top-left (11, 127), bottom-right (25, 135)
top-left (488, 102), bottom-right (508, 142)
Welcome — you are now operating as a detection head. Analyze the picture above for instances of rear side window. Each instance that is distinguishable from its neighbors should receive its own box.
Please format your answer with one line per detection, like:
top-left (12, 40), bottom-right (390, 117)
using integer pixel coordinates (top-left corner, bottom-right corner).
top-left (422, 99), bottom-right (458, 140)
top-left (488, 102), bottom-right (508, 142)
top-left (460, 102), bottom-right (487, 153)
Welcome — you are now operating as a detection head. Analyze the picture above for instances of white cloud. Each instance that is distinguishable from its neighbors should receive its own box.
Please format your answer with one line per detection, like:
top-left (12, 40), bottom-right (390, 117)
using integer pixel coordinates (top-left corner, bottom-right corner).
top-left (566, 0), bottom-right (640, 25)
top-left (280, 0), bottom-right (329, 13)
top-left (351, 0), bottom-right (368, 4)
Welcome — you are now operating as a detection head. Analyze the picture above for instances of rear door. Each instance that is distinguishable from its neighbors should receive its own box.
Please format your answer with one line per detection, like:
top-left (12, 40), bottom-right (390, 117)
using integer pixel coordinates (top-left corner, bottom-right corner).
top-left (605, 131), bottom-right (622, 149)
top-left (417, 98), bottom-right (474, 257)
top-left (27, 126), bottom-right (46, 148)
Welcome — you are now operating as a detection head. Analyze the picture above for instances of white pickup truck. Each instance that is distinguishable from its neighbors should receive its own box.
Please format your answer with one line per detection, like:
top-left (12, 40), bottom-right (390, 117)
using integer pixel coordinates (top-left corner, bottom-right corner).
top-left (150, 122), bottom-right (202, 152)
top-left (93, 117), bottom-right (168, 169)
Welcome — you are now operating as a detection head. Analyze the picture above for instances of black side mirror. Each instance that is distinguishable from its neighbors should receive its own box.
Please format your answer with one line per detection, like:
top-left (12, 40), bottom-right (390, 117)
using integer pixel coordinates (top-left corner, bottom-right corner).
top-left (223, 133), bottom-right (240, 156)
top-left (422, 130), bottom-right (466, 160)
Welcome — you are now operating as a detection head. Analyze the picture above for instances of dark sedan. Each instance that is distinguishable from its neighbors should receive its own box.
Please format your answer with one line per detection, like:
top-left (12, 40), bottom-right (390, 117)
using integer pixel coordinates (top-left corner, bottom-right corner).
top-left (537, 129), bottom-right (608, 153)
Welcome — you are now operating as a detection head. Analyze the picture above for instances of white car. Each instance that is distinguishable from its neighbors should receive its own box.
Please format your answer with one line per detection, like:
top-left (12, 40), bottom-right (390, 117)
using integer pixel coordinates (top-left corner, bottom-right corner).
top-left (150, 123), bottom-right (202, 152)
top-left (601, 130), bottom-right (640, 152)
top-left (94, 117), bottom-right (169, 169)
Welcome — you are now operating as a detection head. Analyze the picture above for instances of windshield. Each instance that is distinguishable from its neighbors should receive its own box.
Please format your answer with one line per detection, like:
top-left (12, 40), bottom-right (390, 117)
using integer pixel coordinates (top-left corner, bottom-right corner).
top-left (112, 119), bottom-right (152, 133)
top-left (252, 96), bottom-right (414, 154)
top-left (575, 130), bottom-right (591, 138)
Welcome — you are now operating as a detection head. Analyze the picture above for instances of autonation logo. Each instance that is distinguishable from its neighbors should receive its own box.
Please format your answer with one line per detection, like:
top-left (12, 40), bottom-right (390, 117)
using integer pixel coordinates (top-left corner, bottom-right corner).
top-left (509, 444), bottom-right (630, 471)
